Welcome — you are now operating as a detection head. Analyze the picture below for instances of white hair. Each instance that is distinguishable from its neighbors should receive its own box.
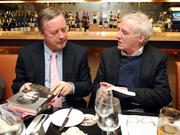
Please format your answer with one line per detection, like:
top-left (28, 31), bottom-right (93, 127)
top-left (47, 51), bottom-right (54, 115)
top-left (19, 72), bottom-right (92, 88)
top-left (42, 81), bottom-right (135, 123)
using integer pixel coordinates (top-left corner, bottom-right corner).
top-left (122, 12), bottom-right (153, 43)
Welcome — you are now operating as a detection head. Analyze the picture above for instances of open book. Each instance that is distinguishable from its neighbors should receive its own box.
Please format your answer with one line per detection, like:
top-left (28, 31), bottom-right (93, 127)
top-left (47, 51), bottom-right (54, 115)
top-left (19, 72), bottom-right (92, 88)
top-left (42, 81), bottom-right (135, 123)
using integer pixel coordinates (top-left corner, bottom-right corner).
top-left (7, 84), bottom-right (54, 115)
top-left (109, 86), bottom-right (136, 97)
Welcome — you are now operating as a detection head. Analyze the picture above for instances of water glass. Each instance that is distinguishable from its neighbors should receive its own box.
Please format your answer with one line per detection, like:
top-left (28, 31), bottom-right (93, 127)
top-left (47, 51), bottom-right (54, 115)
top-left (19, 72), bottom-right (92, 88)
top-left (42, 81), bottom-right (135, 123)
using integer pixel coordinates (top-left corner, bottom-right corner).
top-left (157, 107), bottom-right (180, 135)
top-left (96, 96), bottom-right (121, 133)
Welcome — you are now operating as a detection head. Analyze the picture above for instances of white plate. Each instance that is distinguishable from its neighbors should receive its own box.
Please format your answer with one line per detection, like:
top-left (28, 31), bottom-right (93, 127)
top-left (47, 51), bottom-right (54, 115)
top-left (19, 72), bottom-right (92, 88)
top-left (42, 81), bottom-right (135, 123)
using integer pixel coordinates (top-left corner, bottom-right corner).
top-left (51, 108), bottom-right (84, 127)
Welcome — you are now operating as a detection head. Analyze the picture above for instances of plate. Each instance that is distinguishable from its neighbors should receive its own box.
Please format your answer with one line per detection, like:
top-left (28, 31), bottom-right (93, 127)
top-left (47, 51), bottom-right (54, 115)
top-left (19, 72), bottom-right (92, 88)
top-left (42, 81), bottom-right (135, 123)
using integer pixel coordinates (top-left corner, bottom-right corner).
top-left (51, 108), bottom-right (84, 127)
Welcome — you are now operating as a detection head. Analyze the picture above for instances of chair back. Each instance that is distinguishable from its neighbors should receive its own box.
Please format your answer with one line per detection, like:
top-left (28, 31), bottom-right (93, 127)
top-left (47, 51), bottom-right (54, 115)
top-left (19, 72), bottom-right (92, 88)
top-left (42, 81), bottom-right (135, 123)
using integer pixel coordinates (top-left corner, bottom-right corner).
top-left (176, 62), bottom-right (180, 110)
top-left (0, 54), bottom-right (17, 102)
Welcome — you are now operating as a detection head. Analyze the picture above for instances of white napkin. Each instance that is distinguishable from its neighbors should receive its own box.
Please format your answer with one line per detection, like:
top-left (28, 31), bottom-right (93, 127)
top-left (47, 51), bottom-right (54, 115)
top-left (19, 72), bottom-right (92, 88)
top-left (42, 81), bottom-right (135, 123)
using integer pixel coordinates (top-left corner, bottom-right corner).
top-left (25, 114), bottom-right (51, 135)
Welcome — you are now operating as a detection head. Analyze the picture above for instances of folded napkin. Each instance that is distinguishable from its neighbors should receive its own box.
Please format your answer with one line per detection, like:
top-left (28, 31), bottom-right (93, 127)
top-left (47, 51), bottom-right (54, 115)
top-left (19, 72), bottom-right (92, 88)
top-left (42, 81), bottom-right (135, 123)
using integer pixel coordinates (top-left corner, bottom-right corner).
top-left (25, 114), bottom-right (51, 135)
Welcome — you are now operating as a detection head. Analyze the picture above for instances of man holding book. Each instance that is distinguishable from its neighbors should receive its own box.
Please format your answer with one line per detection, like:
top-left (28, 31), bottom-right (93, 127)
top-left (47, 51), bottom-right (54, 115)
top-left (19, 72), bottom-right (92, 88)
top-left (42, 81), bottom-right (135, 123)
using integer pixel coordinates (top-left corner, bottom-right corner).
top-left (89, 12), bottom-right (172, 113)
top-left (12, 7), bottom-right (92, 108)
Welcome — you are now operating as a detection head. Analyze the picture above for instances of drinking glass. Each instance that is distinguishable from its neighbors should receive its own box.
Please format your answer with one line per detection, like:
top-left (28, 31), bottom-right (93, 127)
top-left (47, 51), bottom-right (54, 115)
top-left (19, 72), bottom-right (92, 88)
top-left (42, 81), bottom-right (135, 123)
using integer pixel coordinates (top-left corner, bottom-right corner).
top-left (95, 88), bottom-right (121, 134)
top-left (157, 107), bottom-right (180, 135)
top-left (95, 88), bottom-right (113, 115)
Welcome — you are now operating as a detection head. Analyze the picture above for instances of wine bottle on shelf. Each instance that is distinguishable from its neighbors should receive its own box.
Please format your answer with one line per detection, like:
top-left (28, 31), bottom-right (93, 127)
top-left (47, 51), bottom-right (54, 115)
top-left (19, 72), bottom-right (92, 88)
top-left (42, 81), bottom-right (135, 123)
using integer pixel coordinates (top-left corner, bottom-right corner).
top-left (68, 11), bottom-right (73, 31)
top-left (109, 10), bottom-right (113, 28)
top-left (0, 19), bottom-right (2, 31)
top-left (117, 10), bottom-right (121, 24)
top-left (71, 15), bottom-right (75, 28)
top-left (99, 11), bottom-right (103, 28)
top-left (104, 18), bottom-right (108, 28)
top-left (64, 11), bottom-right (69, 31)
top-left (82, 11), bottom-right (89, 32)
top-left (113, 15), bottom-right (117, 28)
top-left (75, 11), bottom-right (81, 31)
top-left (93, 11), bottom-right (98, 24)
top-left (85, 11), bottom-right (89, 31)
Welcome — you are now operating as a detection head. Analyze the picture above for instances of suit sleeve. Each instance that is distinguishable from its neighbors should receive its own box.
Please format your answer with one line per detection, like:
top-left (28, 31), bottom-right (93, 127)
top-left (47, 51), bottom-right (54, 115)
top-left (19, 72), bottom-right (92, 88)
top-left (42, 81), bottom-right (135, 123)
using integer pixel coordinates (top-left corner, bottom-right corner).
top-left (11, 50), bottom-right (28, 94)
top-left (72, 49), bottom-right (92, 98)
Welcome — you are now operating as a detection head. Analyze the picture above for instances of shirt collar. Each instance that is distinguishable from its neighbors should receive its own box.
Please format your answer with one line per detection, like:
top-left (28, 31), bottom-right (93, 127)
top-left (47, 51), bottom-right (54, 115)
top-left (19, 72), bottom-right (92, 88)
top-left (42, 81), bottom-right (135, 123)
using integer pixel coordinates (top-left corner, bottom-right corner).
top-left (121, 46), bottom-right (144, 56)
top-left (43, 42), bottom-right (62, 60)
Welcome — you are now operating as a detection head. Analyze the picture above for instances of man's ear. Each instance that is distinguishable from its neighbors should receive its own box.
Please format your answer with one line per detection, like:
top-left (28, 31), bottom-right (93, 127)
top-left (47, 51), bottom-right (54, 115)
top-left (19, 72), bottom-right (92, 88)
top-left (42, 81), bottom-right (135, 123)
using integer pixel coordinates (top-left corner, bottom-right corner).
top-left (139, 32), bottom-right (146, 43)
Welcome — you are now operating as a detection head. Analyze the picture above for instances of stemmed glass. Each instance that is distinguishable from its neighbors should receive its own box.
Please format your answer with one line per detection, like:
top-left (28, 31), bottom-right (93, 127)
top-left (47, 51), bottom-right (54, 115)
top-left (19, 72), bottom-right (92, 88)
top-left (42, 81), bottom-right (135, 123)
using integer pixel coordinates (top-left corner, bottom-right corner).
top-left (95, 88), bottom-right (121, 135)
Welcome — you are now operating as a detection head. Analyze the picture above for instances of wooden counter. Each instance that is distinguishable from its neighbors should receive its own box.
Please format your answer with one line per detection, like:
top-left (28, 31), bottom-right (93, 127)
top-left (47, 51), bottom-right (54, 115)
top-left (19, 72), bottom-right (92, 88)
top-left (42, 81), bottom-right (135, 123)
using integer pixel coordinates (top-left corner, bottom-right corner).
top-left (0, 31), bottom-right (180, 41)
top-left (0, 31), bottom-right (180, 55)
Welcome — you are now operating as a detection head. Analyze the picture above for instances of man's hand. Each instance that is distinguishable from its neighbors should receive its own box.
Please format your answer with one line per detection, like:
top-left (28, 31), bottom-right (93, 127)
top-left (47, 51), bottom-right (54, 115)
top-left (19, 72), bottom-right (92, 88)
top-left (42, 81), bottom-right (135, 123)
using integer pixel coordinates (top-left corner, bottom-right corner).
top-left (98, 82), bottom-right (113, 97)
top-left (20, 82), bottom-right (32, 91)
top-left (50, 81), bottom-right (73, 97)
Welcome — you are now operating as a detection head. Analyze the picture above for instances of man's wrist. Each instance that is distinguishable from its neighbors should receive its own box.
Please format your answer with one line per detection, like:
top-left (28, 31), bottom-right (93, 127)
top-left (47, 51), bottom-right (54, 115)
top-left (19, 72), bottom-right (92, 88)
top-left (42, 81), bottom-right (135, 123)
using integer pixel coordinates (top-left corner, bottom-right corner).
top-left (67, 82), bottom-right (75, 94)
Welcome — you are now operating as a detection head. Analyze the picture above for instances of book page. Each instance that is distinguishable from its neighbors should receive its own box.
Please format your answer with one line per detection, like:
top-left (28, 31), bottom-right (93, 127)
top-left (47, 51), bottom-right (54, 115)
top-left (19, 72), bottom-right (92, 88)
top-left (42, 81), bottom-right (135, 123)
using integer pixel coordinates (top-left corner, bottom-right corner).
top-left (110, 86), bottom-right (136, 96)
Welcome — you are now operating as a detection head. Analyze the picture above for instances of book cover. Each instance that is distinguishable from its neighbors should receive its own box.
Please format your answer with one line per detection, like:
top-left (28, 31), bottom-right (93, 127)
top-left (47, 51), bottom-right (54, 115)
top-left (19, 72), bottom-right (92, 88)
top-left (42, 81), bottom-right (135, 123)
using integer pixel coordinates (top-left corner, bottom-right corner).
top-left (7, 84), bottom-right (54, 115)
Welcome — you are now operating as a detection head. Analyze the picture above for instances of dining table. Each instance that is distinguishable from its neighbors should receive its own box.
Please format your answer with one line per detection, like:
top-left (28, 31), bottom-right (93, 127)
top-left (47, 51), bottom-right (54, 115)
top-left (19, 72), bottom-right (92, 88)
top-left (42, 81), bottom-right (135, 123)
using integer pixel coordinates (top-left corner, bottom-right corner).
top-left (24, 107), bottom-right (159, 135)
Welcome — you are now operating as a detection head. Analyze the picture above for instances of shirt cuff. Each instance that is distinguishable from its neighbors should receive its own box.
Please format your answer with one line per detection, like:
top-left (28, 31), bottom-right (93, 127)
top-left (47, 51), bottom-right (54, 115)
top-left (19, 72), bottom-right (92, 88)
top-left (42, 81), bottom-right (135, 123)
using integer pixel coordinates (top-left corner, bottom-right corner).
top-left (68, 82), bottom-right (75, 94)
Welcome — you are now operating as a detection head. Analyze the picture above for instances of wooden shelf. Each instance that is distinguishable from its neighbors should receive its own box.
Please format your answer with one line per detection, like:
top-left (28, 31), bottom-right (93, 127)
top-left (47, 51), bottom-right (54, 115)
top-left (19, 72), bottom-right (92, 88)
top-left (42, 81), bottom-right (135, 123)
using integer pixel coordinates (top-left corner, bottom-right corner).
top-left (1, 31), bottom-right (180, 41)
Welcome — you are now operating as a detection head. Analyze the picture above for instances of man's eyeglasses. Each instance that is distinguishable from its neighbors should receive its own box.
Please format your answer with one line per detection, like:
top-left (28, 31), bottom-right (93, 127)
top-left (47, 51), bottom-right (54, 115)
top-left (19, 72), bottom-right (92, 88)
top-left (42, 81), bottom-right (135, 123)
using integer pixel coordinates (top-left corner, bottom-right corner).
top-left (126, 116), bottom-right (157, 135)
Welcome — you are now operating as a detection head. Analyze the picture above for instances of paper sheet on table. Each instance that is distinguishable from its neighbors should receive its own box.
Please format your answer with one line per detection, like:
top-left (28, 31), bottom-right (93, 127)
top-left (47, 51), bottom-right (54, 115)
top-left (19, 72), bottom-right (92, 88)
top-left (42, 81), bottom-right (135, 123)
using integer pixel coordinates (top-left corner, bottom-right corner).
top-left (120, 115), bottom-right (158, 135)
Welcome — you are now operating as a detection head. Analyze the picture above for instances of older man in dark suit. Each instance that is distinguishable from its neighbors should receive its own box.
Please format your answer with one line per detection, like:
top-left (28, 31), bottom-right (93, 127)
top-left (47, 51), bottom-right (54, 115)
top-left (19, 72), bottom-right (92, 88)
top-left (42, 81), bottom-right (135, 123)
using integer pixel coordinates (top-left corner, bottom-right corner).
top-left (89, 12), bottom-right (172, 113)
top-left (12, 7), bottom-right (92, 108)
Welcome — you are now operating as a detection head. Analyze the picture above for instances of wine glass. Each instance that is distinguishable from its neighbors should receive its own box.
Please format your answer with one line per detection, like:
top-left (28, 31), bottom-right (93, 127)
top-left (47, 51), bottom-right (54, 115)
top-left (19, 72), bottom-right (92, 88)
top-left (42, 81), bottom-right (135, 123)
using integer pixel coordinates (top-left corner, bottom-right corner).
top-left (95, 88), bottom-right (121, 134)
top-left (95, 88), bottom-right (113, 117)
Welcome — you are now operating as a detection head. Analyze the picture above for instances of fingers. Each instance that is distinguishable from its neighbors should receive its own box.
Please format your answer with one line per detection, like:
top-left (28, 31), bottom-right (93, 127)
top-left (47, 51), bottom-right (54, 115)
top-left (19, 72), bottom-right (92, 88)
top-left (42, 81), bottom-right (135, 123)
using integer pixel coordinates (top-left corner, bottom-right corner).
top-left (99, 87), bottom-right (108, 97)
top-left (50, 81), bottom-right (73, 97)
top-left (20, 82), bottom-right (32, 91)
top-left (100, 82), bottom-right (113, 88)
top-left (99, 82), bottom-right (113, 98)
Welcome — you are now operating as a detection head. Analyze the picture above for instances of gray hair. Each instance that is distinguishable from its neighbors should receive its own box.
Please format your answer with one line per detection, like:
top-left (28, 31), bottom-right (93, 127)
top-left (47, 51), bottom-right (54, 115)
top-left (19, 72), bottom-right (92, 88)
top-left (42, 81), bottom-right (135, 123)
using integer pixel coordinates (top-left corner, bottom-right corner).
top-left (37, 7), bottom-right (65, 33)
top-left (122, 12), bottom-right (153, 43)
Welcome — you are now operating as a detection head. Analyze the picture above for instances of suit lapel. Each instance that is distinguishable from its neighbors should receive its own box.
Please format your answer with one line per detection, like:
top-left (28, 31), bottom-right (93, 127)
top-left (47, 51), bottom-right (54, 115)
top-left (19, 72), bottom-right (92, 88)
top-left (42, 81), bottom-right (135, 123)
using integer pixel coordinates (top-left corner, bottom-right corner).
top-left (139, 46), bottom-right (153, 87)
top-left (110, 48), bottom-right (121, 84)
top-left (32, 43), bottom-right (45, 85)
top-left (62, 44), bottom-right (73, 81)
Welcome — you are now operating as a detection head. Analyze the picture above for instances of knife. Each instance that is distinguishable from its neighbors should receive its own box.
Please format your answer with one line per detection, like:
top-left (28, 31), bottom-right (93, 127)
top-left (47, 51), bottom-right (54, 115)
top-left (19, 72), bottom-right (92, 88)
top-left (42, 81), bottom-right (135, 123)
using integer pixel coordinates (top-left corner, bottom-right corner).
top-left (59, 107), bottom-right (73, 132)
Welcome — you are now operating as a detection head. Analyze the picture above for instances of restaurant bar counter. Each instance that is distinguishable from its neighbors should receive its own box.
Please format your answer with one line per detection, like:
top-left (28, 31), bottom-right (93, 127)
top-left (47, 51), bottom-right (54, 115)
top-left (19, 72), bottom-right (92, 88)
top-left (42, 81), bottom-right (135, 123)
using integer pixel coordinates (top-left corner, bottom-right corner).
top-left (0, 31), bottom-right (180, 49)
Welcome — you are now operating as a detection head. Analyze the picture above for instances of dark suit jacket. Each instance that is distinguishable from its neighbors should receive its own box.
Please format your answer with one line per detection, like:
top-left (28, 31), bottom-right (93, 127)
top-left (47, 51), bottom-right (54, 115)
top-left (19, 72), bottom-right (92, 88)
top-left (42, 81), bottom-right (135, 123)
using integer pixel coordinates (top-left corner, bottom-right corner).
top-left (0, 76), bottom-right (4, 101)
top-left (12, 41), bottom-right (92, 108)
top-left (89, 45), bottom-right (172, 113)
